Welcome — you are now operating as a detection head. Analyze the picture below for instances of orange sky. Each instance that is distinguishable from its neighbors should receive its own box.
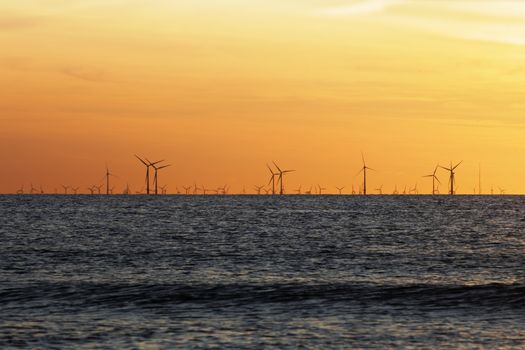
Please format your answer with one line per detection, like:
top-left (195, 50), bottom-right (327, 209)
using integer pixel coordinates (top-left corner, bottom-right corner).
top-left (2, 0), bottom-right (525, 194)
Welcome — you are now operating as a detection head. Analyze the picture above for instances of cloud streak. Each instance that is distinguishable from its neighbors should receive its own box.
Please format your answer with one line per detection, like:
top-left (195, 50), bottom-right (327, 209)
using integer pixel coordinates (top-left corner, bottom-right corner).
top-left (317, 0), bottom-right (404, 16)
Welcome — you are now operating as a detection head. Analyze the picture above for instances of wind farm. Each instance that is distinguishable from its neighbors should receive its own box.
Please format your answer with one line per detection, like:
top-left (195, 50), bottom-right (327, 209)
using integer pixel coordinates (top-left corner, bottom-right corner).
top-left (8, 153), bottom-right (515, 196)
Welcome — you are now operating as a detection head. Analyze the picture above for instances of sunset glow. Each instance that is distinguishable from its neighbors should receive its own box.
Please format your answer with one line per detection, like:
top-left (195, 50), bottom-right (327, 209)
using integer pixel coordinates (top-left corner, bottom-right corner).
top-left (2, 0), bottom-right (525, 194)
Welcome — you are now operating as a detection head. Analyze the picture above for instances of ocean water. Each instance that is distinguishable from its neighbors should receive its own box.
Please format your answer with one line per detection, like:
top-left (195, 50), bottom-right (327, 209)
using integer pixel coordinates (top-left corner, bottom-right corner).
top-left (1, 195), bottom-right (524, 349)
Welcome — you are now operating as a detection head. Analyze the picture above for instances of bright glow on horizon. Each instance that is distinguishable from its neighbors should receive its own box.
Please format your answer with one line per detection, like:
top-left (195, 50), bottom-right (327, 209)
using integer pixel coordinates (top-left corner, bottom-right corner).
top-left (1, 1), bottom-right (525, 194)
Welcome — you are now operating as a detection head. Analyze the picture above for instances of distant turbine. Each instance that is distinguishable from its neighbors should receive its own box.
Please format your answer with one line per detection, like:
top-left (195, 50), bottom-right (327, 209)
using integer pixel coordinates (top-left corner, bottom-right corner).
top-left (135, 155), bottom-right (163, 195)
top-left (105, 165), bottom-right (118, 195)
top-left (295, 185), bottom-right (302, 195)
top-left (267, 164), bottom-right (278, 195)
top-left (254, 185), bottom-right (264, 195)
top-left (150, 161), bottom-right (171, 195)
top-left (273, 161), bottom-right (295, 195)
top-left (183, 186), bottom-right (191, 195)
top-left (61, 185), bottom-right (69, 195)
top-left (440, 161), bottom-right (462, 195)
top-left (375, 185), bottom-right (383, 195)
top-left (318, 185), bottom-right (327, 195)
top-left (95, 184), bottom-right (103, 195)
top-left (72, 187), bottom-right (79, 195)
top-left (358, 153), bottom-right (375, 195)
top-left (336, 186), bottom-right (345, 195)
top-left (423, 165), bottom-right (441, 195)
top-left (16, 185), bottom-right (24, 194)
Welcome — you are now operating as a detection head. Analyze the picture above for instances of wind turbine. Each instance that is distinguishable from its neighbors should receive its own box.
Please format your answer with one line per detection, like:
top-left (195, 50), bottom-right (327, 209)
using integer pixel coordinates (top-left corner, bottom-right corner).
top-left (135, 155), bottom-right (162, 195)
top-left (105, 165), bottom-right (118, 195)
top-left (393, 185), bottom-right (398, 195)
top-left (183, 186), bottom-right (191, 195)
top-left (273, 161), bottom-right (295, 195)
top-left (72, 187), bottom-right (79, 195)
top-left (358, 153), bottom-right (375, 195)
top-left (160, 185), bottom-right (168, 195)
top-left (304, 186), bottom-right (313, 195)
top-left (30, 184), bottom-right (38, 194)
top-left (318, 185), bottom-right (327, 195)
top-left (95, 184), bottom-right (103, 194)
top-left (440, 161), bottom-right (462, 195)
top-left (61, 185), bottom-right (69, 195)
top-left (423, 165), bottom-right (441, 195)
top-left (267, 164), bottom-right (278, 195)
top-left (150, 161), bottom-right (171, 195)
top-left (254, 185), bottom-right (264, 195)
top-left (16, 185), bottom-right (24, 194)
top-left (295, 185), bottom-right (302, 195)
top-left (336, 186), bottom-right (345, 195)
top-left (375, 185), bottom-right (383, 195)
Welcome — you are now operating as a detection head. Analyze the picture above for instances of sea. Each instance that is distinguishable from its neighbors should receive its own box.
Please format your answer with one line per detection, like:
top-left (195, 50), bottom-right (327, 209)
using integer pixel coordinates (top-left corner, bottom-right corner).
top-left (1, 195), bottom-right (524, 349)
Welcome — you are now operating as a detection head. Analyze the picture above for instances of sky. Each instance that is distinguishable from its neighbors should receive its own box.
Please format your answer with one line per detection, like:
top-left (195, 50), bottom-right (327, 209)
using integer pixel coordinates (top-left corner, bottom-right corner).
top-left (1, 0), bottom-right (525, 194)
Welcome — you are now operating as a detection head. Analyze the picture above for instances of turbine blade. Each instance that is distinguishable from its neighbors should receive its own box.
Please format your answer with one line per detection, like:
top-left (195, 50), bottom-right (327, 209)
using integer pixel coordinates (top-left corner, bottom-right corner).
top-left (135, 154), bottom-right (148, 166)
top-left (452, 160), bottom-right (463, 170)
top-left (272, 161), bottom-right (282, 173)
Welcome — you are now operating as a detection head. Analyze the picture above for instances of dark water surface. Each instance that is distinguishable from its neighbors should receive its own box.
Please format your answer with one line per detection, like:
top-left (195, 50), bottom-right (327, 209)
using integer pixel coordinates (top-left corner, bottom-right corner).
top-left (1, 195), bottom-right (524, 349)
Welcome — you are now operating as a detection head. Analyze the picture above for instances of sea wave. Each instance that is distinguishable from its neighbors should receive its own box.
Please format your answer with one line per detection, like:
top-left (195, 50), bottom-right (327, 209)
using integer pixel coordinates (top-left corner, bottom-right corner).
top-left (2, 282), bottom-right (524, 310)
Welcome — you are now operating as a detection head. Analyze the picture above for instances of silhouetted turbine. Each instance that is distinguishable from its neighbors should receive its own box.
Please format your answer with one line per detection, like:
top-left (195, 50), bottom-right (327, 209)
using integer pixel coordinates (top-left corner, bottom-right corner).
top-left (423, 165), bottom-right (441, 195)
top-left (150, 162), bottom-right (171, 195)
top-left (358, 153), bottom-right (375, 195)
top-left (440, 161), bottom-right (462, 195)
top-left (267, 164), bottom-right (278, 195)
top-left (273, 161), bottom-right (295, 195)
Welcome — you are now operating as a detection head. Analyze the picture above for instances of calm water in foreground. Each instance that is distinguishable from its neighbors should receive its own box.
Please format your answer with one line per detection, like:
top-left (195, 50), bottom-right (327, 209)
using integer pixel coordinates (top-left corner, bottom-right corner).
top-left (1, 195), bottom-right (524, 349)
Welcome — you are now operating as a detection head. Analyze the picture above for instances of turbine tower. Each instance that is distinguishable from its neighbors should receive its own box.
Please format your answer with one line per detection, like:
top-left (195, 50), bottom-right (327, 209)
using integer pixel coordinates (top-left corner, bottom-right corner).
top-left (105, 165), bottom-right (116, 195)
top-left (440, 161), bottom-right (462, 195)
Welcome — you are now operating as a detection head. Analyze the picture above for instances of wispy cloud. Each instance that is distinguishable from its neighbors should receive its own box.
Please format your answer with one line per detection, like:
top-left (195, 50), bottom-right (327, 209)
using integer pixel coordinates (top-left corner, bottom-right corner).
top-left (317, 0), bottom-right (404, 16)
top-left (60, 66), bottom-right (107, 82)
top-left (0, 16), bottom-right (42, 29)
